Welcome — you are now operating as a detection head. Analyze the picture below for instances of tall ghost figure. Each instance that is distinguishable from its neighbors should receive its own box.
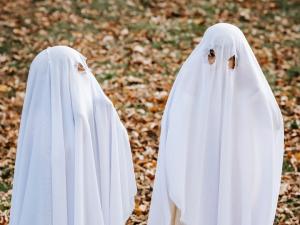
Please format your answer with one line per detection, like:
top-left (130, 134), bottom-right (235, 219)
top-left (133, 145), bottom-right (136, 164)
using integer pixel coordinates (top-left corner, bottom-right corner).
top-left (148, 23), bottom-right (284, 225)
top-left (9, 46), bottom-right (136, 225)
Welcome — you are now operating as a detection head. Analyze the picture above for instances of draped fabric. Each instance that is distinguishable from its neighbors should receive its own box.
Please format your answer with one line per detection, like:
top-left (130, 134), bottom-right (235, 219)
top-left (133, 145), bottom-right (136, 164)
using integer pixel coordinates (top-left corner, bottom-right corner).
top-left (148, 23), bottom-right (284, 225)
top-left (10, 46), bottom-right (136, 225)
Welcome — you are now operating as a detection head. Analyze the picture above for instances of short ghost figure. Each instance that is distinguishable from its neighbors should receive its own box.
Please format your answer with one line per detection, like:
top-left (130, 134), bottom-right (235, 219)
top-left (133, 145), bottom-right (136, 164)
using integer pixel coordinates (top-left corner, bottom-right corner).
top-left (148, 23), bottom-right (284, 225)
top-left (10, 46), bottom-right (136, 225)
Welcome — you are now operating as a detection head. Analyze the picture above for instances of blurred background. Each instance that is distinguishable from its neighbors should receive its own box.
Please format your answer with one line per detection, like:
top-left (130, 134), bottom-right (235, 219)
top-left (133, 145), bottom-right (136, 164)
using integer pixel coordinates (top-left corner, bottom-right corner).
top-left (0, 0), bottom-right (299, 224)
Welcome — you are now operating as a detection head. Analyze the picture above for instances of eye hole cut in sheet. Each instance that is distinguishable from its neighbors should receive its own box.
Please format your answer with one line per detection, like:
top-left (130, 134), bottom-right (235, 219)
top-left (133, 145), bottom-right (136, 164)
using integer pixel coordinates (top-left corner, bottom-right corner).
top-left (77, 62), bottom-right (85, 72)
top-left (208, 49), bottom-right (236, 69)
top-left (208, 49), bottom-right (216, 65)
top-left (228, 55), bottom-right (236, 69)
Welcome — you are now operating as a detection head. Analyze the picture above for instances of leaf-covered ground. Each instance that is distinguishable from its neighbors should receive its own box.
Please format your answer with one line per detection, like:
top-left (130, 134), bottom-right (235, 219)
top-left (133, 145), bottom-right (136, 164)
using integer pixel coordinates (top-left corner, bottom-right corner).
top-left (0, 0), bottom-right (299, 224)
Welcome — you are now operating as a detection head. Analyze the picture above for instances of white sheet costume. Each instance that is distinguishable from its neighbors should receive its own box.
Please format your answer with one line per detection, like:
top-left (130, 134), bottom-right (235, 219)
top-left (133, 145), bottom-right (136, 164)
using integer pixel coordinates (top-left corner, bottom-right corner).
top-left (10, 46), bottom-right (136, 225)
top-left (148, 23), bottom-right (284, 225)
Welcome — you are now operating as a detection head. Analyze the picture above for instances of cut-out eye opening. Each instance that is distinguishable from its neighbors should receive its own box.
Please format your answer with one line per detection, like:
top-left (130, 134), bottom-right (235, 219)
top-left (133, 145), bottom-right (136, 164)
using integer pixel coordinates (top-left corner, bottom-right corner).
top-left (208, 49), bottom-right (215, 65)
top-left (77, 63), bottom-right (85, 72)
top-left (228, 55), bottom-right (236, 69)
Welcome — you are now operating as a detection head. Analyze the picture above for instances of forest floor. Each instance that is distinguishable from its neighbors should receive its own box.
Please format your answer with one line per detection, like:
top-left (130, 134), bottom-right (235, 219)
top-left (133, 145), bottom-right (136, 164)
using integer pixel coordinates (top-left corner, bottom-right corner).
top-left (0, 0), bottom-right (299, 224)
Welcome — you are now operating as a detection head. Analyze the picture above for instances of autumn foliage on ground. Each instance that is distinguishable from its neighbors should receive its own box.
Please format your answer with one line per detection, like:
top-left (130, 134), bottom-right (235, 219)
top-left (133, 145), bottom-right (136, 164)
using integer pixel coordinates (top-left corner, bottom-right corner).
top-left (0, 1), bottom-right (299, 225)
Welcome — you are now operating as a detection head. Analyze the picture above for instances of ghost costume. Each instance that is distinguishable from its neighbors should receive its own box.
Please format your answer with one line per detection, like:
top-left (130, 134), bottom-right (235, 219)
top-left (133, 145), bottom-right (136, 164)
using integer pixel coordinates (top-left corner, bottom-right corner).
top-left (9, 46), bottom-right (136, 225)
top-left (148, 23), bottom-right (284, 225)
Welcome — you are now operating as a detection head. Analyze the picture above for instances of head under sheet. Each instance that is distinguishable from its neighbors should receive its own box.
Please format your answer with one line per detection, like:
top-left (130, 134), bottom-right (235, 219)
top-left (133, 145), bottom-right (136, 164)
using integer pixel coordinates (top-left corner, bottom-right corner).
top-left (10, 46), bottom-right (136, 225)
top-left (148, 23), bottom-right (284, 225)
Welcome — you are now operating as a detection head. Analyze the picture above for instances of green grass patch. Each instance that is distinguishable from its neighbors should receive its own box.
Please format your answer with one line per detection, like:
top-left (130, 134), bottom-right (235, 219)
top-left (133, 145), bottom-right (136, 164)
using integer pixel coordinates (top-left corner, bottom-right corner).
top-left (282, 159), bottom-right (295, 173)
top-left (264, 71), bottom-right (277, 86)
top-left (290, 120), bottom-right (299, 129)
top-left (128, 22), bottom-right (158, 32)
top-left (97, 72), bottom-right (117, 81)
top-left (287, 66), bottom-right (300, 79)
